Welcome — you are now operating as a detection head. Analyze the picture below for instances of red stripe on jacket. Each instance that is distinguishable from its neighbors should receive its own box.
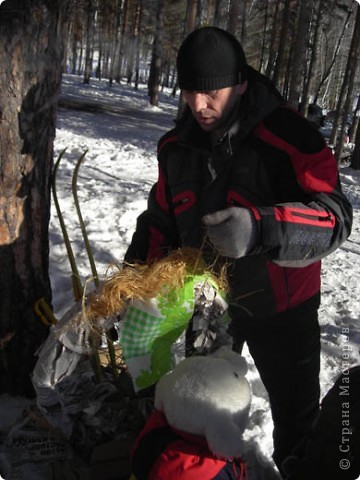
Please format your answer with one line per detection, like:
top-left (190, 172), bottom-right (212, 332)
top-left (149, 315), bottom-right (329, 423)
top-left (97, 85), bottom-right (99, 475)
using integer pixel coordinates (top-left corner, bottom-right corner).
top-left (155, 165), bottom-right (170, 213)
top-left (274, 206), bottom-right (336, 228)
top-left (227, 191), bottom-right (261, 220)
top-left (254, 122), bottom-right (338, 194)
top-left (158, 135), bottom-right (177, 156)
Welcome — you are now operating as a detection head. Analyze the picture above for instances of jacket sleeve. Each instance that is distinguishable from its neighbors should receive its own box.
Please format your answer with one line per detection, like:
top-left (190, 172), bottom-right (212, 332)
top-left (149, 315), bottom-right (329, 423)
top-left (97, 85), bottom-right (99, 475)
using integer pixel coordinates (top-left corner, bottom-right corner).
top-left (124, 163), bottom-right (180, 263)
top-left (252, 108), bottom-right (353, 266)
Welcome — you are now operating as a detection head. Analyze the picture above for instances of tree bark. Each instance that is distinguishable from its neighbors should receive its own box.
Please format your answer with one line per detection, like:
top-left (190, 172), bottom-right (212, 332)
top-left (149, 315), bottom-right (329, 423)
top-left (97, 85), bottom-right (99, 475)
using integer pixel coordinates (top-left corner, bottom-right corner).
top-left (350, 110), bottom-right (360, 170)
top-left (349, 96), bottom-right (359, 143)
top-left (272, 0), bottom-right (292, 91)
top-left (265, 0), bottom-right (282, 78)
top-left (287, 0), bottom-right (312, 109)
top-left (213, 0), bottom-right (223, 28)
top-left (259, 0), bottom-right (270, 72)
top-left (302, 0), bottom-right (323, 117)
top-left (84, 0), bottom-right (96, 84)
top-left (331, 3), bottom-right (360, 158)
top-left (148, 0), bottom-right (165, 106)
top-left (117, 0), bottom-right (130, 82)
top-left (0, 0), bottom-right (69, 395)
top-left (313, 2), bottom-right (353, 104)
top-left (108, 0), bottom-right (123, 86)
top-left (185, 0), bottom-right (197, 34)
top-left (228, 0), bottom-right (240, 35)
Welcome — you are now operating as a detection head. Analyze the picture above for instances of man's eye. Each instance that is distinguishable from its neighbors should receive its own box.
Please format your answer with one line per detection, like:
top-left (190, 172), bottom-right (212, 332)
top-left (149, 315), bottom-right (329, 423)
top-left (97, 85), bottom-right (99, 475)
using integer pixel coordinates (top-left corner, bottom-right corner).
top-left (182, 90), bottom-right (218, 99)
top-left (206, 90), bottom-right (218, 98)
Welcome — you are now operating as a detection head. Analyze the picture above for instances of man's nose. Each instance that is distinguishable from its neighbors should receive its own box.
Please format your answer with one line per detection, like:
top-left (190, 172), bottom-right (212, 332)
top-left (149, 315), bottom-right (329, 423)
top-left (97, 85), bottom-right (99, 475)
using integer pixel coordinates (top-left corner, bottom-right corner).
top-left (192, 93), bottom-right (207, 112)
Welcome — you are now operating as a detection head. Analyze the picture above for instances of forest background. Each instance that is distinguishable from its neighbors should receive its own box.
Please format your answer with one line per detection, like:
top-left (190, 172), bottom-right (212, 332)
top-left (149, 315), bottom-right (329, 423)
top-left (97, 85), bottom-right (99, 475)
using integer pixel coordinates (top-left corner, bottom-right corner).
top-left (67, 0), bottom-right (360, 163)
top-left (0, 0), bottom-right (359, 396)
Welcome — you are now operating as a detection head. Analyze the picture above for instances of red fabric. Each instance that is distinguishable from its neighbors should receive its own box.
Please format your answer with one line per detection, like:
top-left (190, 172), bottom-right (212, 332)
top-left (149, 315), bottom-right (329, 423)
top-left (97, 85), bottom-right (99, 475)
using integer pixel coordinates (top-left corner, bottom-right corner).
top-left (155, 165), bottom-right (170, 213)
top-left (226, 190), bottom-right (261, 221)
top-left (172, 190), bottom-right (196, 216)
top-left (131, 410), bottom-right (169, 457)
top-left (266, 260), bottom-right (321, 311)
top-left (265, 260), bottom-right (288, 312)
top-left (286, 262), bottom-right (321, 308)
top-left (150, 439), bottom-right (226, 480)
top-left (254, 122), bottom-right (338, 194)
top-left (132, 410), bottom-right (245, 480)
top-left (157, 134), bottom-right (177, 156)
top-left (273, 205), bottom-right (336, 228)
top-left (147, 226), bottom-right (165, 261)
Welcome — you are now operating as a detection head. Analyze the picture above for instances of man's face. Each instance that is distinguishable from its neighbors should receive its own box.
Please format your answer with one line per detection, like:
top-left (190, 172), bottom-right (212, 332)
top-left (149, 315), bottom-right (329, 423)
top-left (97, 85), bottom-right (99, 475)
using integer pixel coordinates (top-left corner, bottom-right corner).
top-left (182, 82), bottom-right (247, 132)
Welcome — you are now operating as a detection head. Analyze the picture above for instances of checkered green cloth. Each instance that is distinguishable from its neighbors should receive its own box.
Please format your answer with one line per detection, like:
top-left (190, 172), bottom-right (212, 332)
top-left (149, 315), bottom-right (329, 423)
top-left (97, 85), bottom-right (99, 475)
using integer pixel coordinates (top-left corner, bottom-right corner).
top-left (121, 302), bottom-right (163, 358)
top-left (121, 274), bottom-right (222, 391)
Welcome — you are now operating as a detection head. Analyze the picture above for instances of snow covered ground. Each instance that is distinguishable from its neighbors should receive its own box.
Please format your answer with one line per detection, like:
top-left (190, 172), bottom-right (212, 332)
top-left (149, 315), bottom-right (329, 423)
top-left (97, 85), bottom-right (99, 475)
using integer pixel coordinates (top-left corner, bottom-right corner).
top-left (1, 74), bottom-right (359, 479)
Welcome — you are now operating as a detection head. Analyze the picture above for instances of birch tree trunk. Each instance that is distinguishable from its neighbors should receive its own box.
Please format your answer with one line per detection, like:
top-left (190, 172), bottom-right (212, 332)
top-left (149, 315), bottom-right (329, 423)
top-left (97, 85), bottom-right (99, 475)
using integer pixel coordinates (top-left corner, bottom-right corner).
top-left (0, 0), bottom-right (69, 395)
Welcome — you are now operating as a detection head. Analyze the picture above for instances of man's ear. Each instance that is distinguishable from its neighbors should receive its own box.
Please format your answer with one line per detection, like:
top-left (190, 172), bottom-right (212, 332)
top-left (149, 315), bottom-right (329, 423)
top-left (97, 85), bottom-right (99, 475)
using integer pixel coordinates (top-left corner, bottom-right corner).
top-left (236, 80), bottom-right (248, 96)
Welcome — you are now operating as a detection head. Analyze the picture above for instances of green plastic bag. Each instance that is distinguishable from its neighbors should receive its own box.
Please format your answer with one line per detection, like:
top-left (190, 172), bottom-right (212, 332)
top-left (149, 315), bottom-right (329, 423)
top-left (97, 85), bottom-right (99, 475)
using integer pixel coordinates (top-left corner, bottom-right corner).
top-left (121, 275), bottom-right (227, 391)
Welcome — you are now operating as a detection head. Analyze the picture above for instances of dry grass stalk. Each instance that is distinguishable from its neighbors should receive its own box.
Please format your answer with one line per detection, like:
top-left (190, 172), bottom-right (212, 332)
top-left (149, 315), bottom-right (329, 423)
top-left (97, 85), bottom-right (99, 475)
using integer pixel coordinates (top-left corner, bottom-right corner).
top-left (85, 247), bottom-right (228, 325)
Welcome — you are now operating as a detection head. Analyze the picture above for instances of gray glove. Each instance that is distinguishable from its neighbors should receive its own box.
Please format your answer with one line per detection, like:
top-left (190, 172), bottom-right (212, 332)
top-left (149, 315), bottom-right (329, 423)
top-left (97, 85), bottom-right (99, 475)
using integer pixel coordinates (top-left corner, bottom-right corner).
top-left (203, 207), bottom-right (258, 258)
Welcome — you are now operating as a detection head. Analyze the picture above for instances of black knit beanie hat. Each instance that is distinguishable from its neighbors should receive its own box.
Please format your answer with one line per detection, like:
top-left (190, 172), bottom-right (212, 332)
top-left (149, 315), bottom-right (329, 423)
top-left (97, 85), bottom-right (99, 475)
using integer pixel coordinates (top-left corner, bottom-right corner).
top-left (177, 26), bottom-right (248, 91)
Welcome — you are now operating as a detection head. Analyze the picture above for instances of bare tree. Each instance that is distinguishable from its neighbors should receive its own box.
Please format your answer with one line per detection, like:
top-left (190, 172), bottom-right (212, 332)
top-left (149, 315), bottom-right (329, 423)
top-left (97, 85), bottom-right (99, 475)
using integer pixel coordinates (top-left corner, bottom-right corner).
top-left (287, 0), bottom-right (312, 109)
top-left (84, 0), bottom-right (96, 84)
top-left (148, 0), bottom-right (165, 106)
top-left (69, 3), bottom-right (85, 75)
top-left (313, 0), bottom-right (353, 105)
top-left (350, 105), bottom-right (360, 169)
top-left (132, 0), bottom-right (143, 90)
top-left (228, 0), bottom-right (240, 35)
top-left (0, 0), bottom-right (70, 395)
top-left (213, 0), bottom-right (221, 26)
top-left (56, 0), bottom-right (359, 117)
top-left (258, 0), bottom-right (271, 72)
top-left (272, 0), bottom-right (292, 91)
top-left (238, 0), bottom-right (249, 45)
top-left (126, 0), bottom-right (142, 86)
top-left (117, 0), bottom-right (131, 82)
top-left (332, 3), bottom-right (360, 161)
top-left (185, 0), bottom-right (198, 34)
top-left (107, 0), bottom-right (123, 85)
top-left (265, 0), bottom-right (282, 78)
top-left (301, 0), bottom-right (324, 117)
top-left (349, 95), bottom-right (360, 143)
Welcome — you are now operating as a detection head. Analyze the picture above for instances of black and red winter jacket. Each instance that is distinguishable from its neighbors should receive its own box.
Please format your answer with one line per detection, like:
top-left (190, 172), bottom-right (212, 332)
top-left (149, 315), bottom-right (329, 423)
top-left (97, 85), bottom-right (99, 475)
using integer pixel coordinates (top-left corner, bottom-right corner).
top-left (125, 68), bottom-right (352, 319)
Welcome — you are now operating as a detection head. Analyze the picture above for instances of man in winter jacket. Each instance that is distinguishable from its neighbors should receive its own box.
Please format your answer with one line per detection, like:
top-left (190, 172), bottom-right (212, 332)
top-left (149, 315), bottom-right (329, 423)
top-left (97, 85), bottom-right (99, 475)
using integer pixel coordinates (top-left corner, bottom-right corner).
top-left (125, 27), bottom-right (353, 476)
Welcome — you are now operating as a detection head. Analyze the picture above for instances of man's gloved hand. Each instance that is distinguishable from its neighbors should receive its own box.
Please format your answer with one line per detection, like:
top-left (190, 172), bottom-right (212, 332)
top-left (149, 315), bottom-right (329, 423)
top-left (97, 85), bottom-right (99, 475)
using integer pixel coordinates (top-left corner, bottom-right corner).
top-left (203, 207), bottom-right (258, 258)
